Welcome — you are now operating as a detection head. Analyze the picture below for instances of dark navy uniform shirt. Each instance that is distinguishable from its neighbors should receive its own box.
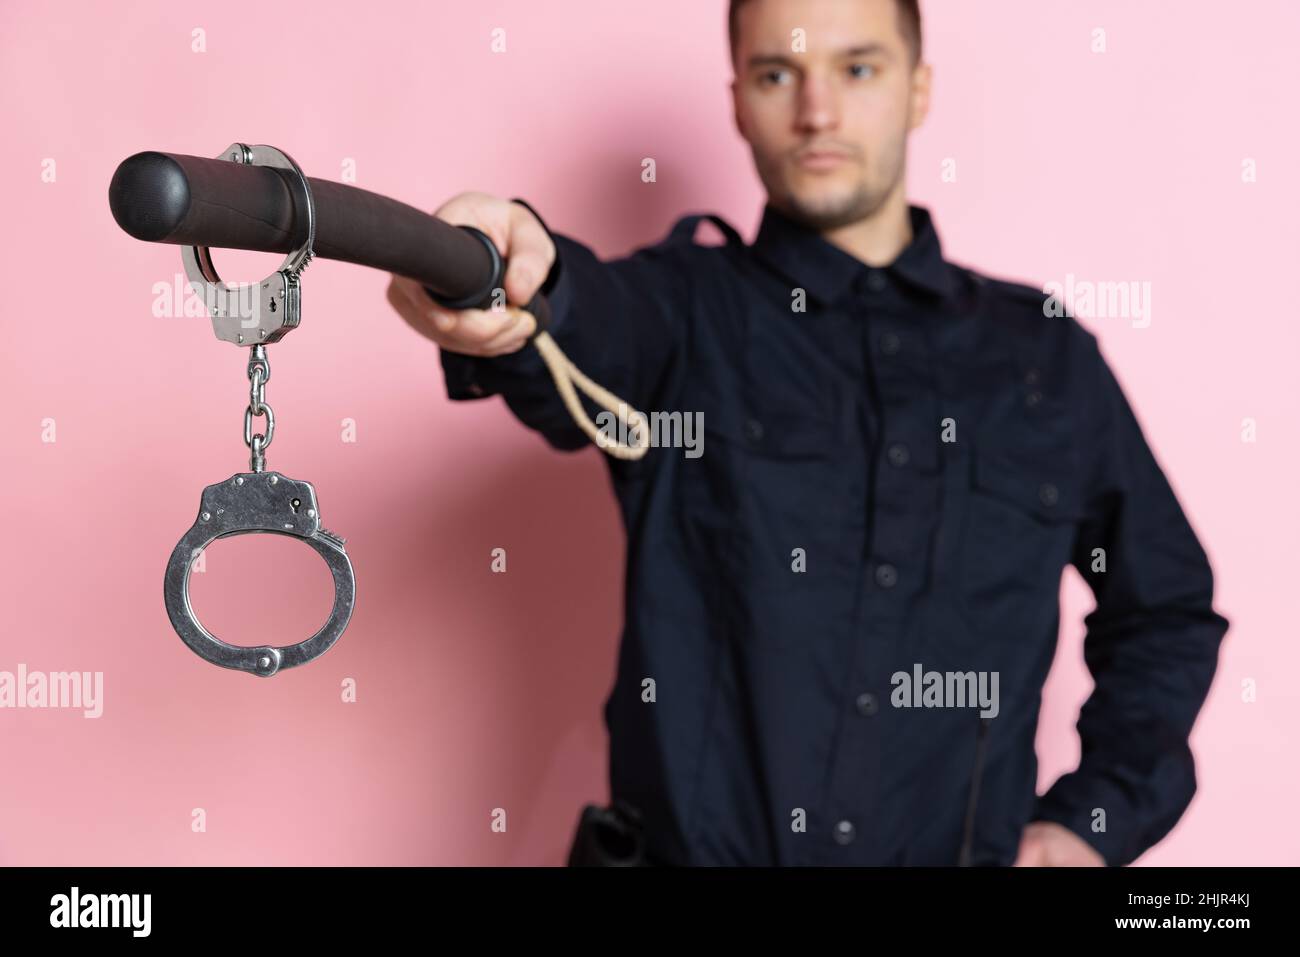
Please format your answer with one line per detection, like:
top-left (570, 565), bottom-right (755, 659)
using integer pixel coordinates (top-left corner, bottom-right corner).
top-left (439, 201), bottom-right (1229, 866)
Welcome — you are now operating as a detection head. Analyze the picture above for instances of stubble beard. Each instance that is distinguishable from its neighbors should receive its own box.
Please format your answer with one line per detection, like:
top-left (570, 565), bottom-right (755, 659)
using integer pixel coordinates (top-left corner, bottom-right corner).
top-left (761, 133), bottom-right (908, 232)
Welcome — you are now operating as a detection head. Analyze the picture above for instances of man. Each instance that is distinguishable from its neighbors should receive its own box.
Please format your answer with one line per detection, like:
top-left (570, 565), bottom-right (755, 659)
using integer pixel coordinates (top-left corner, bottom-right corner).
top-left (386, 0), bottom-right (1228, 866)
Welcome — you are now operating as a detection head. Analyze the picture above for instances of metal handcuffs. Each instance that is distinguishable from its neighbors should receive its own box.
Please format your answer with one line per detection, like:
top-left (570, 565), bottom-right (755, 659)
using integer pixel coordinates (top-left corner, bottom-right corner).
top-left (164, 472), bottom-right (354, 677)
top-left (164, 143), bottom-right (355, 677)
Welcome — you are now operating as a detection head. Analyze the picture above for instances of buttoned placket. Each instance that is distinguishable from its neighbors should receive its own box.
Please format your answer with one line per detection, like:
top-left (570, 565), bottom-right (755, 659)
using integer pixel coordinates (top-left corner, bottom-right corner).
top-left (817, 267), bottom-right (899, 860)
top-left (819, 267), bottom-right (948, 862)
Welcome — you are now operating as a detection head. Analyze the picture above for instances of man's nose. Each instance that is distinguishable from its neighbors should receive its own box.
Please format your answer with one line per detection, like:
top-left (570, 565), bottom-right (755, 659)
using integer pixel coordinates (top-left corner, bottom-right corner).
top-left (795, 71), bottom-right (840, 132)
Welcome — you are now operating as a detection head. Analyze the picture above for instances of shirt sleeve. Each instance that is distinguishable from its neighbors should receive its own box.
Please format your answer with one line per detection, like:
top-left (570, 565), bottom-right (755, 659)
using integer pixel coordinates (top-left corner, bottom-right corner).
top-left (437, 198), bottom-right (693, 452)
top-left (1031, 333), bottom-right (1230, 865)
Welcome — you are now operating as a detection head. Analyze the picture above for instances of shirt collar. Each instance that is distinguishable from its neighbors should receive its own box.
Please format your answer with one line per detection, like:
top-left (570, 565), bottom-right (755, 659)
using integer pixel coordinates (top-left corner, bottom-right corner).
top-left (750, 202), bottom-right (954, 305)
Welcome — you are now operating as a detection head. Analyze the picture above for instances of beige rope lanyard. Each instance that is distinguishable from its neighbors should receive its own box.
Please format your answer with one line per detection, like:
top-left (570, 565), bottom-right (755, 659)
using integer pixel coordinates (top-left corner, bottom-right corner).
top-left (531, 330), bottom-right (650, 460)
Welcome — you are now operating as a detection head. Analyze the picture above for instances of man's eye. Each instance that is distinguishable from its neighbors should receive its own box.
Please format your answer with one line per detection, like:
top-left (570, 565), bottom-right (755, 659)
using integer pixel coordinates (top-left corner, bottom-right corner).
top-left (758, 69), bottom-right (791, 87)
top-left (847, 62), bottom-right (877, 79)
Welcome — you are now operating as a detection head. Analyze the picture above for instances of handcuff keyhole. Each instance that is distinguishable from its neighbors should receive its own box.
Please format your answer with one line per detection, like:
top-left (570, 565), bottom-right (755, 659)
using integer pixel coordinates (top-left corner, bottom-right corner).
top-left (290, 497), bottom-right (301, 514)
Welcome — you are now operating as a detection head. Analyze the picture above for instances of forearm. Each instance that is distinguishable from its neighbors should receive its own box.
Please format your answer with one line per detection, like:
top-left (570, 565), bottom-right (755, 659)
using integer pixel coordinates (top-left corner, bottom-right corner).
top-left (1033, 601), bottom-right (1226, 865)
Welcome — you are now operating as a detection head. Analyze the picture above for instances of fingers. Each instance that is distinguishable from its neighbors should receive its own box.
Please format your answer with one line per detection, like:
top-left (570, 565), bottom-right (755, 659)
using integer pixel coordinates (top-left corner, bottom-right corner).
top-left (1013, 822), bottom-right (1104, 866)
top-left (500, 201), bottom-right (556, 306)
top-left (384, 192), bottom-right (553, 356)
top-left (433, 195), bottom-right (554, 306)
top-left (386, 276), bottom-right (432, 338)
top-left (433, 303), bottom-right (534, 355)
top-left (476, 307), bottom-right (536, 355)
top-left (387, 274), bottom-right (536, 356)
top-left (1013, 833), bottom-right (1044, 867)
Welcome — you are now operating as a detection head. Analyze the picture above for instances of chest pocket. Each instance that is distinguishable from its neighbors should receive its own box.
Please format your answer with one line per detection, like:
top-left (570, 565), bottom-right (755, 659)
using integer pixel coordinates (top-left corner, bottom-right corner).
top-left (666, 213), bottom-right (858, 647)
top-left (675, 339), bottom-right (852, 635)
top-left (952, 446), bottom-right (1085, 647)
top-left (670, 208), bottom-right (844, 469)
top-left (675, 376), bottom-right (843, 529)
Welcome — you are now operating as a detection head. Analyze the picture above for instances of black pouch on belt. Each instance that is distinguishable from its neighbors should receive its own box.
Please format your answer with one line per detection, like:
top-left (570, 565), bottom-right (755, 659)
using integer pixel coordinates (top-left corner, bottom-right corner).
top-left (566, 800), bottom-right (649, 866)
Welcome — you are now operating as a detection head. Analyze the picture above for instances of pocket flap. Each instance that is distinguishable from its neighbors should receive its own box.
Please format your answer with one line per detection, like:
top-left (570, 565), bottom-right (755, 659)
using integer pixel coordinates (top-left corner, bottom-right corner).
top-left (971, 451), bottom-right (1084, 523)
top-left (683, 383), bottom-right (838, 460)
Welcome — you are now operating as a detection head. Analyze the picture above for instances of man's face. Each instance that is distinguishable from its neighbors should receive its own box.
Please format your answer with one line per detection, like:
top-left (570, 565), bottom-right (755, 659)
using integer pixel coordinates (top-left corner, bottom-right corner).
top-left (731, 0), bottom-right (931, 230)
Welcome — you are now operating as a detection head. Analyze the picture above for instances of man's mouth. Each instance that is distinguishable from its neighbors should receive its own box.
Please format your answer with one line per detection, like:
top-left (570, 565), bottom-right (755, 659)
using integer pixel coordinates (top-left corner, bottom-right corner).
top-left (794, 149), bottom-right (852, 171)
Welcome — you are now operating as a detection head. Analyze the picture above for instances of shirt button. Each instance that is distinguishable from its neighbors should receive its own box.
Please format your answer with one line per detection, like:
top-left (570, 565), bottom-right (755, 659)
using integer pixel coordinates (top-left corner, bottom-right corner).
top-left (1025, 390), bottom-right (1042, 408)
top-left (743, 418), bottom-right (764, 442)
top-left (865, 271), bottom-right (888, 293)
top-left (887, 443), bottom-right (910, 467)
top-left (1038, 482), bottom-right (1060, 507)
top-left (855, 692), bottom-right (879, 716)
top-left (834, 820), bottom-right (856, 845)
top-left (1025, 368), bottom-right (1040, 386)
top-left (874, 563), bottom-right (898, 588)
top-left (879, 332), bottom-right (901, 356)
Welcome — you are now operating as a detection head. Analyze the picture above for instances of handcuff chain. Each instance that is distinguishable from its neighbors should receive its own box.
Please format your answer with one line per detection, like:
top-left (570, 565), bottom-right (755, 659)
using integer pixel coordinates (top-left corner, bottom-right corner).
top-left (243, 343), bottom-right (274, 472)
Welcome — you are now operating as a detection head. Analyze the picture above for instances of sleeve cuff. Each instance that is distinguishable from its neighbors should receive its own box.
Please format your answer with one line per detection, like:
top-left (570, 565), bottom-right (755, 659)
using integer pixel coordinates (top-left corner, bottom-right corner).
top-left (1031, 787), bottom-right (1122, 866)
top-left (1031, 751), bottom-right (1196, 867)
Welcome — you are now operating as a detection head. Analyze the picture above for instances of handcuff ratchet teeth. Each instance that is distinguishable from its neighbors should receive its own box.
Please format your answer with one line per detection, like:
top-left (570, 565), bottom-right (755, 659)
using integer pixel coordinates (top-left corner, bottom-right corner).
top-left (164, 142), bottom-right (355, 676)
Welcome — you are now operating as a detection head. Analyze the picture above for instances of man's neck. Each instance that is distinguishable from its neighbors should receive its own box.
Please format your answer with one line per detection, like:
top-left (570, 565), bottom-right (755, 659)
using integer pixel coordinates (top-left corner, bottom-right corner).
top-left (821, 187), bottom-right (913, 268)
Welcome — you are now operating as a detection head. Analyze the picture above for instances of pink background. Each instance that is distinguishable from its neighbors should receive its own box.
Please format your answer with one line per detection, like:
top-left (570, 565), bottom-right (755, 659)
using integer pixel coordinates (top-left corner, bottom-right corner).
top-left (1, 0), bottom-right (1295, 865)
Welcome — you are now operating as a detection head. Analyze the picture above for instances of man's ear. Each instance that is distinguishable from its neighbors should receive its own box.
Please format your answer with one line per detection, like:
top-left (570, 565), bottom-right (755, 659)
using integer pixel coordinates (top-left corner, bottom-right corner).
top-left (907, 62), bottom-right (933, 131)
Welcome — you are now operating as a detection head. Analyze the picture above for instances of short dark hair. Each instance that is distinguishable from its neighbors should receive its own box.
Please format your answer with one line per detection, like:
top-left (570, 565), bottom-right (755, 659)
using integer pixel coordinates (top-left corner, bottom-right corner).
top-left (729, 0), bottom-right (923, 67)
